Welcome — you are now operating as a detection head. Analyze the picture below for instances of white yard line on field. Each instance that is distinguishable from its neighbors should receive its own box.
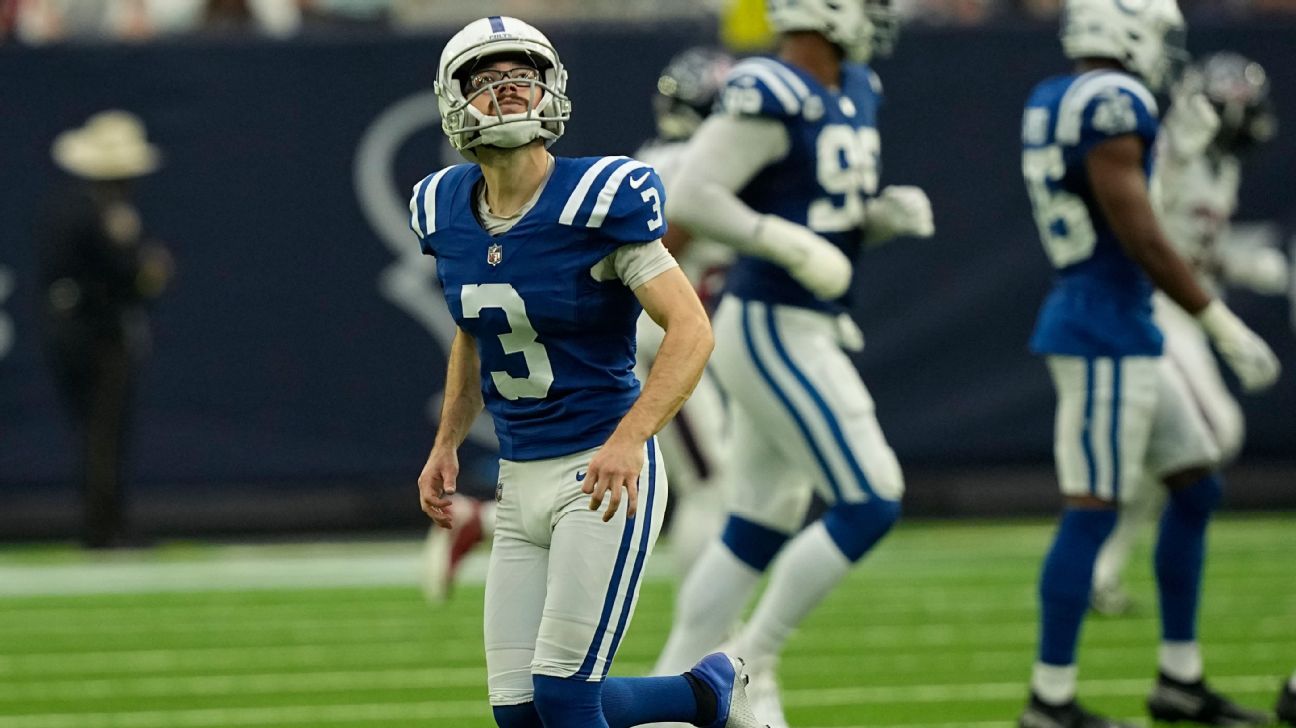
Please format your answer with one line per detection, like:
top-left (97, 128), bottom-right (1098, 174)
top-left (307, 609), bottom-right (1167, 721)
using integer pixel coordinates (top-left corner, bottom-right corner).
top-left (0, 675), bottom-right (1281, 727)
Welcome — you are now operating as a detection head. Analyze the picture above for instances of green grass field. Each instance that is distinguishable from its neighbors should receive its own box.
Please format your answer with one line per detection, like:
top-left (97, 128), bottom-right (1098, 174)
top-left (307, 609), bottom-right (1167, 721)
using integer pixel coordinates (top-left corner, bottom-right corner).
top-left (1, 515), bottom-right (1292, 728)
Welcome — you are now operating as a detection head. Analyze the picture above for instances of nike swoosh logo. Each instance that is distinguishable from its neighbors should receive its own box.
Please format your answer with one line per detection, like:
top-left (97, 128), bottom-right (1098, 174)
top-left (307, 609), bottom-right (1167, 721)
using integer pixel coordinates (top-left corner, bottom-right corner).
top-left (576, 471), bottom-right (587, 482)
top-left (628, 171), bottom-right (650, 189)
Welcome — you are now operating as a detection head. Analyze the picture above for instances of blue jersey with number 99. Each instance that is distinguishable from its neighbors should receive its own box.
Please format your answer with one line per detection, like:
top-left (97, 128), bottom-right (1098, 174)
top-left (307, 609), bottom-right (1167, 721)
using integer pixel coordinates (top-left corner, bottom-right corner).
top-left (718, 56), bottom-right (882, 312)
top-left (410, 156), bottom-right (667, 461)
top-left (1022, 70), bottom-right (1162, 357)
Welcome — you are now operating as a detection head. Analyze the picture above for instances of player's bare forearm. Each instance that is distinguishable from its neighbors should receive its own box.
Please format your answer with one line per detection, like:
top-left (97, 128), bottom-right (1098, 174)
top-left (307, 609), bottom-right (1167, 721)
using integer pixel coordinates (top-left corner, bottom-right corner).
top-left (1087, 135), bottom-right (1212, 315)
top-left (616, 268), bottom-right (714, 445)
top-left (432, 328), bottom-right (484, 452)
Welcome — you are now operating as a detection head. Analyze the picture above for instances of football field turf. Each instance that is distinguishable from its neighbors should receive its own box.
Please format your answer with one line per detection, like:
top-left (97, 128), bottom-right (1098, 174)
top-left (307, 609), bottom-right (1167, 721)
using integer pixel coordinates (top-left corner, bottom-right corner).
top-left (1, 515), bottom-right (1291, 727)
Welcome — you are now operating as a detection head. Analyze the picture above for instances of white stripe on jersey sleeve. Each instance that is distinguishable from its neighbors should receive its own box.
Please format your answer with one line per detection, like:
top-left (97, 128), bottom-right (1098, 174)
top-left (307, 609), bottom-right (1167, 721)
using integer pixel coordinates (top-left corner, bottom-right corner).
top-left (1055, 70), bottom-right (1159, 145)
top-left (730, 59), bottom-right (802, 115)
top-left (586, 161), bottom-right (649, 229)
top-left (413, 167), bottom-right (454, 237)
top-left (560, 156), bottom-right (626, 225)
top-left (748, 57), bottom-right (811, 100)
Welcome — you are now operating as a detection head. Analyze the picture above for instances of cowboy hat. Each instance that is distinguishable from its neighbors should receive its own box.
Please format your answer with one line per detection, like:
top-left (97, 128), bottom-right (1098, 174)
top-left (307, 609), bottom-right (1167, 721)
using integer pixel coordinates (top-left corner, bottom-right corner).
top-left (52, 110), bottom-right (162, 180)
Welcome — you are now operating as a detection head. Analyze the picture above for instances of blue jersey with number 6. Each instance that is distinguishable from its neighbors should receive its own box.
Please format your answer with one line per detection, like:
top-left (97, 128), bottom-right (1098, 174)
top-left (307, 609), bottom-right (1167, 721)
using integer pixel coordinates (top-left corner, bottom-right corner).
top-left (718, 56), bottom-right (882, 312)
top-left (409, 156), bottom-right (667, 461)
top-left (1022, 70), bottom-right (1162, 357)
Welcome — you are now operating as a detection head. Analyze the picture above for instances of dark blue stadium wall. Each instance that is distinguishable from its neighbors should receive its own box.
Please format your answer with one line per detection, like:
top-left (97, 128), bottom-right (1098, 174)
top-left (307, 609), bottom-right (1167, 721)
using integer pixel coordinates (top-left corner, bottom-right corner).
top-left (2, 24), bottom-right (1294, 535)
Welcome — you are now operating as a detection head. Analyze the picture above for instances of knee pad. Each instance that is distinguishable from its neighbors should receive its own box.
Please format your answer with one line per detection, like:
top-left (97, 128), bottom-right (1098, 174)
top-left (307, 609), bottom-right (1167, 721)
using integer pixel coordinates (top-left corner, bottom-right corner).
top-left (493, 703), bottom-right (543, 728)
top-left (1168, 475), bottom-right (1222, 522)
top-left (721, 515), bottom-right (790, 571)
top-left (532, 675), bottom-right (603, 725)
top-left (822, 497), bottom-right (901, 562)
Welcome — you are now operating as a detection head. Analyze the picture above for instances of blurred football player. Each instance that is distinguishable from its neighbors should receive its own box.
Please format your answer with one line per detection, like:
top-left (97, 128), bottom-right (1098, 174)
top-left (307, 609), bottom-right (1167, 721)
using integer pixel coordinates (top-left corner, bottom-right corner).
top-left (649, 2), bottom-right (934, 726)
top-left (411, 16), bottom-right (762, 728)
top-left (1090, 52), bottom-right (1285, 617)
top-left (1279, 670), bottom-right (1296, 727)
top-left (1018, 2), bottom-right (1278, 726)
top-left (634, 46), bottom-right (736, 580)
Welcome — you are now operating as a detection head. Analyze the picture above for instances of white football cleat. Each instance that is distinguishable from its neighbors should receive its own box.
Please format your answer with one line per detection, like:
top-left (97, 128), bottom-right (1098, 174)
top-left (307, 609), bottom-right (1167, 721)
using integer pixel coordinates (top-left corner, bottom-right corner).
top-left (420, 495), bottom-right (485, 603)
top-left (687, 652), bottom-right (769, 728)
top-left (744, 658), bottom-right (789, 728)
top-left (1090, 582), bottom-right (1134, 617)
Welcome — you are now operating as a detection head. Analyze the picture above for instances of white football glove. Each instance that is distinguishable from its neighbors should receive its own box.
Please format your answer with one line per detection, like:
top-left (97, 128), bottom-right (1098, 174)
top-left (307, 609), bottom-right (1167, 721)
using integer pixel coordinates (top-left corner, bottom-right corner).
top-left (835, 313), bottom-right (865, 352)
top-left (863, 185), bottom-right (935, 245)
top-left (1163, 93), bottom-right (1221, 160)
top-left (1220, 245), bottom-right (1290, 296)
top-left (1197, 300), bottom-right (1281, 393)
top-left (756, 214), bottom-right (853, 300)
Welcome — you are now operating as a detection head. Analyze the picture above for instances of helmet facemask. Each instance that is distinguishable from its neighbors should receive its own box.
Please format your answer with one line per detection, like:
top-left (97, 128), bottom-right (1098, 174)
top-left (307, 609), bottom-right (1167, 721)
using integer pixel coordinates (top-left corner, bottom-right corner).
top-left (435, 19), bottom-right (571, 161)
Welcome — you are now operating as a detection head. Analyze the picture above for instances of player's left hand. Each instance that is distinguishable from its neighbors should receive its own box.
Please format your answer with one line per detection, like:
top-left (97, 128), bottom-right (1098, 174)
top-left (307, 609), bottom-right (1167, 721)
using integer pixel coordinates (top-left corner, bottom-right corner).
top-left (863, 186), bottom-right (934, 245)
top-left (1198, 300), bottom-right (1281, 393)
top-left (583, 436), bottom-right (644, 523)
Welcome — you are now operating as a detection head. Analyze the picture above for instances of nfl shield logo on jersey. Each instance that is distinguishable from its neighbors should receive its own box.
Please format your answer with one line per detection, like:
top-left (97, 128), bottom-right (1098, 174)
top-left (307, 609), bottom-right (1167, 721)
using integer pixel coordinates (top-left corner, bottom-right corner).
top-left (487, 243), bottom-right (503, 266)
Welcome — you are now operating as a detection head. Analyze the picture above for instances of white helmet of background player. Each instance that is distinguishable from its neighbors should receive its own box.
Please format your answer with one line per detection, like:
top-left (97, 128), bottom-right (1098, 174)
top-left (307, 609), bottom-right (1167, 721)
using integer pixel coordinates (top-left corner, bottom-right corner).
top-left (653, 47), bottom-right (735, 141)
top-left (1176, 52), bottom-right (1277, 154)
top-left (766, 0), bottom-right (898, 62)
top-left (1061, 0), bottom-right (1188, 92)
top-left (435, 16), bottom-right (571, 161)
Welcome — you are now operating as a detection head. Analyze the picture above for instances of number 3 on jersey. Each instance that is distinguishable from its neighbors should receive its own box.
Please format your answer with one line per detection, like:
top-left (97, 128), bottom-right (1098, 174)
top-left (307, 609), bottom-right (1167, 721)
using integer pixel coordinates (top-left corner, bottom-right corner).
top-left (1022, 145), bottom-right (1097, 268)
top-left (461, 283), bottom-right (554, 400)
top-left (809, 125), bottom-right (880, 231)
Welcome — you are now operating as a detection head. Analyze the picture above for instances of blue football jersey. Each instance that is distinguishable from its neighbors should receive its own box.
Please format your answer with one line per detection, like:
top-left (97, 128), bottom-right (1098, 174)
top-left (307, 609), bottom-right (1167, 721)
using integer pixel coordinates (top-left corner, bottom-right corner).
top-left (1022, 70), bottom-right (1163, 357)
top-left (409, 156), bottom-right (668, 461)
top-left (718, 56), bottom-right (883, 312)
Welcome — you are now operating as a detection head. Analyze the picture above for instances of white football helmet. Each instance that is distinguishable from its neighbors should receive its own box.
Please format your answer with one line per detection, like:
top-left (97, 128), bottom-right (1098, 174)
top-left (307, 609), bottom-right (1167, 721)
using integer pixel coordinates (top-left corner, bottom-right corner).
top-left (435, 16), bottom-right (571, 161)
top-left (1061, 0), bottom-right (1188, 91)
top-left (766, 0), bottom-right (898, 62)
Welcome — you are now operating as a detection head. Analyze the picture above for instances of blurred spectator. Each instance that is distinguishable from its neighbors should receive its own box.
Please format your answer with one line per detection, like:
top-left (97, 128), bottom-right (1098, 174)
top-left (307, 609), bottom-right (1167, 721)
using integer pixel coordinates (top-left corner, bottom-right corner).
top-left (5, 0), bottom-right (153, 44)
top-left (898, 0), bottom-right (1004, 25)
top-left (36, 110), bottom-right (173, 549)
top-left (169, 0), bottom-right (300, 37)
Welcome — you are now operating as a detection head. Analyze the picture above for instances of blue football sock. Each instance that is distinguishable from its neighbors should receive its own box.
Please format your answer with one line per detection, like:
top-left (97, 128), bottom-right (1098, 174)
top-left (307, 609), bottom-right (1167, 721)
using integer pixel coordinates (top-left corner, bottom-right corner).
top-left (1038, 508), bottom-right (1117, 666)
top-left (720, 514), bottom-right (789, 571)
top-left (821, 497), bottom-right (901, 562)
top-left (532, 675), bottom-right (607, 727)
top-left (602, 675), bottom-right (704, 727)
top-left (1155, 475), bottom-right (1221, 642)
top-left (492, 702), bottom-right (544, 728)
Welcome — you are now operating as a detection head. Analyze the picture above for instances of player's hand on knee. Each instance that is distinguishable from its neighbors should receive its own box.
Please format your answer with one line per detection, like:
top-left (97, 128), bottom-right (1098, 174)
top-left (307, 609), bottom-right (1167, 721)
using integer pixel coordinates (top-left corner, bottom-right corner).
top-left (419, 446), bottom-right (459, 529)
top-left (584, 439), bottom-right (644, 522)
